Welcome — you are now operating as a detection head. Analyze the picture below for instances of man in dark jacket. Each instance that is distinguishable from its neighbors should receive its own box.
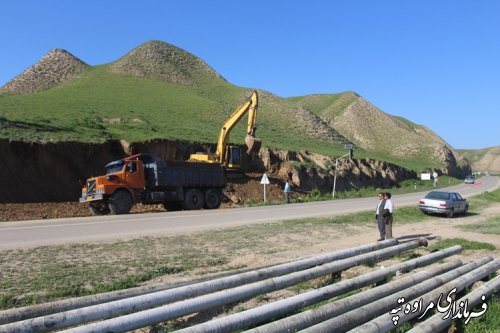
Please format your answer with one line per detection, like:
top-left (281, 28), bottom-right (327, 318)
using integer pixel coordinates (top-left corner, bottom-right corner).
top-left (375, 192), bottom-right (386, 241)
top-left (382, 192), bottom-right (394, 239)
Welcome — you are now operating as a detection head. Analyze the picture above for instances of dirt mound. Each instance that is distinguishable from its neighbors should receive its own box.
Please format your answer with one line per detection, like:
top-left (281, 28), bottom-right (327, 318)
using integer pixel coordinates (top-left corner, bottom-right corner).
top-left (224, 173), bottom-right (297, 205)
top-left (0, 49), bottom-right (88, 94)
top-left (108, 40), bottom-right (224, 85)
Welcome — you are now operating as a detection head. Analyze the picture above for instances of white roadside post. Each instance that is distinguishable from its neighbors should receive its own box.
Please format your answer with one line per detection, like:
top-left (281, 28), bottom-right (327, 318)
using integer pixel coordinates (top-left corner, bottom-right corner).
top-left (260, 173), bottom-right (270, 202)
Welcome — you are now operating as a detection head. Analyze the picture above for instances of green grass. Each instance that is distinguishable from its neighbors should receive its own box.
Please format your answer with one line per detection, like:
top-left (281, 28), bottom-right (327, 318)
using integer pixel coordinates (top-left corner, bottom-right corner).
top-left (457, 215), bottom-right (500, 235)
top-left (468, 189), bottom-right (500, 213)
top-left (287, 91), bottom-right (359, 118)
top-left (427, 238), bottom-right (496, 252)
top-left (242, 176), bottom-right (463, 206)
top-left (0, 66), bottom-right (349, 157)
top-left (463, 296), bottom-right (500, 333)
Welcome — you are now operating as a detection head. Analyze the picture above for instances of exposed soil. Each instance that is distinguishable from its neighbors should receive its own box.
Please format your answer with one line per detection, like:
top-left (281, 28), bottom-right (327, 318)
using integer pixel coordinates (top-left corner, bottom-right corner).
top-left (0, 173), bottom-right (297, 222)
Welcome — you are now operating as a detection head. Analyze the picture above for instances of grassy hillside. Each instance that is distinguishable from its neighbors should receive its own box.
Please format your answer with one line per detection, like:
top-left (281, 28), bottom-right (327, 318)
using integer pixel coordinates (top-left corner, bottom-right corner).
top-left (287, 92), bottom-right (359, 118)
top-left (0, 66), bottom-right (348, 156)
top-left (0, 40), bottom-right (468, 172)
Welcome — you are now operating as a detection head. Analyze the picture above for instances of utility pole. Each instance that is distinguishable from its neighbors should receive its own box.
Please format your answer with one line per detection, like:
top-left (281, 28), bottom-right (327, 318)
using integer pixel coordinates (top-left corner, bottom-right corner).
top-left (332, 145), bottom-right (354, 199)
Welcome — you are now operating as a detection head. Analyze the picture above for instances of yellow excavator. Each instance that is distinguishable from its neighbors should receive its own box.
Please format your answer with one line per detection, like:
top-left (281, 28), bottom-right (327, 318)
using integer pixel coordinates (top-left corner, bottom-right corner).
top-left (190, 91), bottom-right (261, 170)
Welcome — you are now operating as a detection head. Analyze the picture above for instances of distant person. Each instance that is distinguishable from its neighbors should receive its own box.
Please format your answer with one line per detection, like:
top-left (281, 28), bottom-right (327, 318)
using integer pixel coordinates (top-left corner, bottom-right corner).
top-left (375, 192), bottom-right (386, 241)
top-left (434, 176), bottom-right (439, 187)
top-left (284, 180), bottom-right (291, 203)
top-left (382, 192), bottom-right (394, 239)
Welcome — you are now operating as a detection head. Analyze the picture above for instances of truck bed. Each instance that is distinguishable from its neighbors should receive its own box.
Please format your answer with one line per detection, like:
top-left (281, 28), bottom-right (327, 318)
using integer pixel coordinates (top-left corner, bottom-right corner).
top-left (145, 159), bottom-right (226, 188)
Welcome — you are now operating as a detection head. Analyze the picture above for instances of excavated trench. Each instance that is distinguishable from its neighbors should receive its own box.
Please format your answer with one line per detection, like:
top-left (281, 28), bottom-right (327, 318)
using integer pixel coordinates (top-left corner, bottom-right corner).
top-left (0, 138), bottom-right (422, 204)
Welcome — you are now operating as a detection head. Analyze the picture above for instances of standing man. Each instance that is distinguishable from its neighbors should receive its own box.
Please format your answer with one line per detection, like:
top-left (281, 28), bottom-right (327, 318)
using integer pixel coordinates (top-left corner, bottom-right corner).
top-left (284, 180), bottom-right (291, 203)
top-left (382, 192), bottom-right (394, 239)
top-left (375, 192), bottom-right (386, 241)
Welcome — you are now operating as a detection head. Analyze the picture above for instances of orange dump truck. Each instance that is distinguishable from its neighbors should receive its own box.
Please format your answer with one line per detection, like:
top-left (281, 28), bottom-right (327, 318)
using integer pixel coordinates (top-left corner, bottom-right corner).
top-left (80, 153), bottom-right (227, 215)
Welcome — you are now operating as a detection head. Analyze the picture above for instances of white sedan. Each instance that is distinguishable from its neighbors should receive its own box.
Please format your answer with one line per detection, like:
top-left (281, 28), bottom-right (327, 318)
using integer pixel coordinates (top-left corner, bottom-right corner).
top-left (419, 190), bottom-right (469, 218)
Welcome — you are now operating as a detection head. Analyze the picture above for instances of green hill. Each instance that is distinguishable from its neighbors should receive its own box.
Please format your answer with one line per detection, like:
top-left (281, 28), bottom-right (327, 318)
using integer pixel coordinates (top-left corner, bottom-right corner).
top-left (0, 40), bottom-right (468, 172)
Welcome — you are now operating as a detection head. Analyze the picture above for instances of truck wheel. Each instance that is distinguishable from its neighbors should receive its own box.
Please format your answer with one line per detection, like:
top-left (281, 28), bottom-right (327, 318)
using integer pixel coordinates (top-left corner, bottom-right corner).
top-left (108, 190), bottom-right (133, 215)
top-left (89, 202), bottom-right (110, 215)
top-left (183, 189), bottom-right (204, 210)
top-left (163, 201), bottom-right (182, 212)
top-left (204, 188), bottom-right (222, 209)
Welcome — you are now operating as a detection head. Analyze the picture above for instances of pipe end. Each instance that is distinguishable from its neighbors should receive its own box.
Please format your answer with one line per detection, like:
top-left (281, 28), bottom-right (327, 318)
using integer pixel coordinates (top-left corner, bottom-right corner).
top-left (418, 237), bottom-right (429, 247)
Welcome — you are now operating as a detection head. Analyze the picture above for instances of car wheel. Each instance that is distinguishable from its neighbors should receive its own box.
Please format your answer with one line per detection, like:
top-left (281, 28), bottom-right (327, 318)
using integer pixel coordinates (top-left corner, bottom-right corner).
top-left (463, 205), bottom-right (469, 216)
top-left (446, 208), bottom-right (454, 218)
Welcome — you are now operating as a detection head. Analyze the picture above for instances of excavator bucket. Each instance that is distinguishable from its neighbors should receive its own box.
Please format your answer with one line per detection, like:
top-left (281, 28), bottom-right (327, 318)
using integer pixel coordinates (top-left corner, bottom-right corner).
top-left (245, 135), bottom-right (262, 154)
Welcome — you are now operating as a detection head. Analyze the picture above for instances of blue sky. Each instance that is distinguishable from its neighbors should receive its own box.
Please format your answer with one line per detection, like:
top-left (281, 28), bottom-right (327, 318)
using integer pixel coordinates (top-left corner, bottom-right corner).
top-left (1, 1), bottom-right (499, 149)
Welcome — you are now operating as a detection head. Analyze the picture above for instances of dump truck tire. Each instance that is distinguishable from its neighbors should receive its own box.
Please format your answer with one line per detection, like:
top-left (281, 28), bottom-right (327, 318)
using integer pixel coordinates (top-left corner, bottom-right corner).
top-left (204, 188), bottom-right (222, 209)
top-left (89, 202), bottom-right (110, 215)
top-left (183, 189), bottom-right (204, 210)
top-left (108, 190), bottom-right (133, 215)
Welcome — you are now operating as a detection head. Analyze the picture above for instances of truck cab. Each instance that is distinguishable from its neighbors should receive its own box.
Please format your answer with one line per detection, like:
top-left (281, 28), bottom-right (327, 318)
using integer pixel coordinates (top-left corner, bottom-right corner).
top-left (80, 157), bottom-right (145, 215)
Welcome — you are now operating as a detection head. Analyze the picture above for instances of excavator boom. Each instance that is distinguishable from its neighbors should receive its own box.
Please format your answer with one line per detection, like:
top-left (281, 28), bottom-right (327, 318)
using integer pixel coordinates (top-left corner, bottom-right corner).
top-left (217, 91), bottom-right (260, 160)
top-left (190, 91), bottom-right (260, 170)
top-left (244, 91), bottom-right (261, 154)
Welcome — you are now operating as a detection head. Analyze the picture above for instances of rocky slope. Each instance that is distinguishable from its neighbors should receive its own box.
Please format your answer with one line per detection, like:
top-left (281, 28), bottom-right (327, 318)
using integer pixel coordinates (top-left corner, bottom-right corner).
top-left (460, 146), bottom-right (500, 173)
top-left (0, 138), bottom-right (416, 203)
top-left (108, 40), bottom-right (225, 85)
top-left (0, 49), bottom-right (88, 94)
top-left (295, 93), bottom-right (470, 174)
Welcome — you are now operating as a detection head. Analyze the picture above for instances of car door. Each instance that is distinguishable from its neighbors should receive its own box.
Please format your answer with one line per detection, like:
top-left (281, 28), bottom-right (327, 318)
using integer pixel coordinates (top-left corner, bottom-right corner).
top-left (450, 193), bottom-right (461, 212)
top-left (455, 193), bottom-right (466, 212)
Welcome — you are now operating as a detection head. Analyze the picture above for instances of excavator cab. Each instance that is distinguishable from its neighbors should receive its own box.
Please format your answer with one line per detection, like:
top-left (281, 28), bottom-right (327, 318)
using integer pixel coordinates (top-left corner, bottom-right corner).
top-left (226, 146), bottom-right (242, 170)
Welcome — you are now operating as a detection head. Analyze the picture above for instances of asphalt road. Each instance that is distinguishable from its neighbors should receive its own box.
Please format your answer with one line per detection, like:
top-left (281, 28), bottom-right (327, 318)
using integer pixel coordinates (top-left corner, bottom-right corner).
top-left (1, 176), bottom-right (498, 250)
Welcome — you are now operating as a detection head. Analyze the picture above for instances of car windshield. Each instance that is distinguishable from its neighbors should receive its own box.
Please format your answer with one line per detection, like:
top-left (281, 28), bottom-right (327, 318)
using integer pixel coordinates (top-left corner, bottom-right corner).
top-left (106, 161), bottom-right (125, 174)
top-left (426, 192), bottom-right (450, 200)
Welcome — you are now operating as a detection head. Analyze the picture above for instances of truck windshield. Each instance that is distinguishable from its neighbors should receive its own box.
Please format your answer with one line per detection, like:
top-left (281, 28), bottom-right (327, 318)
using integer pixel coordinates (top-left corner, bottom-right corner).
top-left (106, 161), bottom-right (125, 174)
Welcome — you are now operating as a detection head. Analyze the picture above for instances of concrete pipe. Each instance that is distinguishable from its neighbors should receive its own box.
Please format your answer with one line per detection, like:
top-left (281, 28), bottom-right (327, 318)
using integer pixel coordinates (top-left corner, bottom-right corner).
top-left (303, 258), bottom-right (499, 333)
top-left (348, 258), bottom-right (500, 333)
top-left (406, 274), bottom-right (500, 333)
top-left (179, 249), bottom-right (463, 333)
top-left (38, 239), bottom-right (426, 333)
top-left (0, 239), bottom-right (397, 326)
top-left (247, 248), bottom-right (474, 333)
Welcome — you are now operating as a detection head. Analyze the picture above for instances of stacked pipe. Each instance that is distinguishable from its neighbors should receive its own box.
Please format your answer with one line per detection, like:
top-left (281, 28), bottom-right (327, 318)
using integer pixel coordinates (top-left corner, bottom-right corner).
top-left (0, 239), bottom-right (398, 326)
top-left (179, 247), bottom-right (462, 333)
top-left (0, 239), bottom-right (423, 333)
top-left (346, 258), bottom-right (500, 333)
